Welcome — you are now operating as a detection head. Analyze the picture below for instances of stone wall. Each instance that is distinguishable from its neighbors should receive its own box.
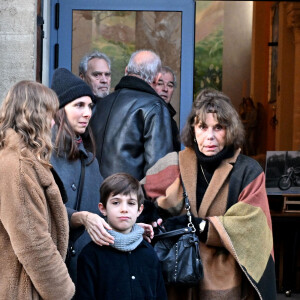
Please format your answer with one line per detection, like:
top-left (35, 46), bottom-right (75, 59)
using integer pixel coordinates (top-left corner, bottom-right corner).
top-left (0, 0), bottom-right (36, 103)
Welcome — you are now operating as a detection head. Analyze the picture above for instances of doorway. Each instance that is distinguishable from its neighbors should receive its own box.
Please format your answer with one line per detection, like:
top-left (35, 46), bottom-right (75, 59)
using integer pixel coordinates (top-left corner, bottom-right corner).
top-left (49, 0), bottom-right (195, 131)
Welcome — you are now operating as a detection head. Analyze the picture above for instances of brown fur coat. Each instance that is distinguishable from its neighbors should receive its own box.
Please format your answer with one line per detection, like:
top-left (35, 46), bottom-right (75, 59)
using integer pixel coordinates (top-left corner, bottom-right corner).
top-left (0, 130), bottom-right (75, 299)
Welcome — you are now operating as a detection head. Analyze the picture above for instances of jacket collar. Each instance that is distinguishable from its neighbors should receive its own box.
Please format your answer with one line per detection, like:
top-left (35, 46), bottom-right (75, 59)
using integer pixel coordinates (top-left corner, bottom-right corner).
top-left (115, 76), bottom-right (159, 98)
top-left (115, 76), bottom-right (170, 110)
top-left (199, 148), bottom-right (240, 217)
top-left (77, 141), bottom-right (88, 158)
top-left (167, 103), bottom-right (177, 117)
top-left (179, 148), bottom-right (198, 216)
top-left (179, 147), bottom-right (240, 217)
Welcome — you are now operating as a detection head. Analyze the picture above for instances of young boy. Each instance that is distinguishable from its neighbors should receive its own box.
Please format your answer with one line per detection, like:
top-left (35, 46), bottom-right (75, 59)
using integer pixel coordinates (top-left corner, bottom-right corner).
top-left (76, 173), bottom-right (167, 300)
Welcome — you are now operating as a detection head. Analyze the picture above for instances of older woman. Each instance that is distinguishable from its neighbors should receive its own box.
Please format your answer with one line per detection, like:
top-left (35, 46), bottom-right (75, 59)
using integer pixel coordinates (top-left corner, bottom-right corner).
top-left (142, 88), bottom-right (276, 300)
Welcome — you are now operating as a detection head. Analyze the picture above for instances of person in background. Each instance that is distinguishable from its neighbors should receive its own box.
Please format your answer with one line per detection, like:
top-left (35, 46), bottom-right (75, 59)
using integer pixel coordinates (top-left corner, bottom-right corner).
top-left (79, 51), bottom-right (112, 101)
top-left (142, 88), bottom-right (276, 299)
top-left (0, 80), bottom-right (75, 299)
top-left (154, 66), bottom-right (181, 151)
top-left (50, 68), bottom-right (114, 285)
top-left (90, 49), bottom-right (173, 180)
top-left (76, 173), bottom-right (167, 300)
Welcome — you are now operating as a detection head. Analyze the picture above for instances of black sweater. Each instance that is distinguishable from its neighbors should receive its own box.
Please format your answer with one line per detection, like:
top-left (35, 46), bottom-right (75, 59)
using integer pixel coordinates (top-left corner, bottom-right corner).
top-left (76, 240), bottom-right (167, 300)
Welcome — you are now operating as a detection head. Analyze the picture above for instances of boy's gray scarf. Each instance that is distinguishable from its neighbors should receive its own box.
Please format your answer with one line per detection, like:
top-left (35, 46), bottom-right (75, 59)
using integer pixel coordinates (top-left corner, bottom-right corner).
top-left (109, 224), bottom-right (144, 252)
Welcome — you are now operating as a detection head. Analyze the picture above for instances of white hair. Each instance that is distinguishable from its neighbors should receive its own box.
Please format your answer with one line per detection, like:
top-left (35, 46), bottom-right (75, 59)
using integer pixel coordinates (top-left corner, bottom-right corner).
top-left (126, 50), bottom-right (161, 84)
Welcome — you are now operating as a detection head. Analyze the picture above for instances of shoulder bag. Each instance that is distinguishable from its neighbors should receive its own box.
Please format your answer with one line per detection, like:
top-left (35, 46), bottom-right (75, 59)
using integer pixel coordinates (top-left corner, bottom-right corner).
top-left (153, 177), bottom-right (204, 286)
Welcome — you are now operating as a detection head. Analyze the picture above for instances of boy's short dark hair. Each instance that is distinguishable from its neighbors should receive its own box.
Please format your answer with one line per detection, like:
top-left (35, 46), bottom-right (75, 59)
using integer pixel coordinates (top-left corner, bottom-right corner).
top-left (100, 173), bottom-right (144, 208)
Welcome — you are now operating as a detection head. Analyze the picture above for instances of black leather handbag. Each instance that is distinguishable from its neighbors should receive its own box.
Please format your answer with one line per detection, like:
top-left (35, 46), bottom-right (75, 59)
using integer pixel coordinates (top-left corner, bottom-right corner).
top-left (153, 179), bottom-right (204, 286)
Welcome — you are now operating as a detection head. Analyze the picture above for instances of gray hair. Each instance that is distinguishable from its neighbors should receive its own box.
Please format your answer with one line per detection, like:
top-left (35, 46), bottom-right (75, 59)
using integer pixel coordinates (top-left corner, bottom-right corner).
top-left (161, 66), bottom-right (177, 88)
top-left (79, 51), bottom-right (111, 75)
top-left (126, 50), bottom-right (161, 84)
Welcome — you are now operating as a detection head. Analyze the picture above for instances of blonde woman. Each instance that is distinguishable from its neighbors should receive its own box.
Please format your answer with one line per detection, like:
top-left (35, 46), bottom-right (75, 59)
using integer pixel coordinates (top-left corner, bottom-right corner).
top-left (0, 81), bottom-right (75, 299)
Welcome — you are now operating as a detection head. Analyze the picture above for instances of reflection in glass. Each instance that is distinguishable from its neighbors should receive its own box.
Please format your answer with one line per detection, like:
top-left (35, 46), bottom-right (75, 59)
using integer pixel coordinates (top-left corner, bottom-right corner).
top-left (194, 1), bottom-right (224, 97)
top-left (72, 10), bottom-right (182, 125)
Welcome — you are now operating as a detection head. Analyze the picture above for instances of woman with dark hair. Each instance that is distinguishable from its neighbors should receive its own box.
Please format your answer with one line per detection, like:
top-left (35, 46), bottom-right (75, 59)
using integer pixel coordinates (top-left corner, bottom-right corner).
top-left (142, 88), bottom-right (276, 299)
top-left (0, 81), bottom-right (75, 299)
top-left (50, 68), bottom-right (114, 285)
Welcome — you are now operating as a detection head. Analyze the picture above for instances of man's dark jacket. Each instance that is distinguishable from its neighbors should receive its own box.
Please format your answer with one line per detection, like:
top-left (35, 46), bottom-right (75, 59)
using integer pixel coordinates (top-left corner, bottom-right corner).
top-left (167, 103), bottom-right (181, 152)
top-left (90, 76), bottom-right (173, 180)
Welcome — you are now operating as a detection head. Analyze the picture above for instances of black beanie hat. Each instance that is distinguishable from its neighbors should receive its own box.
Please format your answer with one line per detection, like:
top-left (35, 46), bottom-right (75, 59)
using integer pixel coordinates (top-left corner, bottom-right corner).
top-left (51, 68), bottom-right (94, 109)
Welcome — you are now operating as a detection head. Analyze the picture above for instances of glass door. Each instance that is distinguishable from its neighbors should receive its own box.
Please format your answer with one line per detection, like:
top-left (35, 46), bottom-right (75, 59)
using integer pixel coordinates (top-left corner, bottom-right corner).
top-left (50, 0), bottom-right (195, 132)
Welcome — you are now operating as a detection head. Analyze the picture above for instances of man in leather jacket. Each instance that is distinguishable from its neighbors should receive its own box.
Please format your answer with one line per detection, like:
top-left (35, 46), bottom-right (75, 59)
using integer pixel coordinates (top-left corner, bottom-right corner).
top-left (90, 50), bottom-right (173, 180)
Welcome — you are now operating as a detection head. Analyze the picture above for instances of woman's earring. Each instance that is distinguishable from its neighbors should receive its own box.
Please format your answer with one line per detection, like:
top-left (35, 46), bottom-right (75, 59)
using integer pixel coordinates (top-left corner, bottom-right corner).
top-left (194, 138), bottom-right (197, 143)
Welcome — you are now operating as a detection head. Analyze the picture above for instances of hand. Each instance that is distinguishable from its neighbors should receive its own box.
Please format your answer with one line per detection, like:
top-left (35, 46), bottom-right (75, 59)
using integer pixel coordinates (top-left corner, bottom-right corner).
top-left (151, 218), bottom-right (163, 228)
top-left (85, 213), bottom-right (115, 246)
top-left (152, 218), bottom-right (164, 235)
top-left (137, 222), bottom-right (154, 243)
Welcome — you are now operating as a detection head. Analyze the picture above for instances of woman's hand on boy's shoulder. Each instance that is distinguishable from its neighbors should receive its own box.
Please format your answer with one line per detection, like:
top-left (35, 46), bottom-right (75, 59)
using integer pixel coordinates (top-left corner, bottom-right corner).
top-left (137, 222), bottom-right (154, 243)
top-left (85, 213), bottom-right (115, 246)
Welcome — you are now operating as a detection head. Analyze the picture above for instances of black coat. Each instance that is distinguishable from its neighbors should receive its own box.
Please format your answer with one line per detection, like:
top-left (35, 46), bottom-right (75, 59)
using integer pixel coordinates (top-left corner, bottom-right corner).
top-left (76, 240), bottom-right (167, 300)
top-left (50, 131), bottom-right (103, 284)
top-left (167, 103), bottom-right (181, 152)
top-left (90, 76), bottom-right (173, 180)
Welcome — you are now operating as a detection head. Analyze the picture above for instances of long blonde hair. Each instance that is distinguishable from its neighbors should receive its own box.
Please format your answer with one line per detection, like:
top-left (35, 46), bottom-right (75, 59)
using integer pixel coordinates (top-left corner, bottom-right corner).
top-left (0, 80), bottom-right (59, 166)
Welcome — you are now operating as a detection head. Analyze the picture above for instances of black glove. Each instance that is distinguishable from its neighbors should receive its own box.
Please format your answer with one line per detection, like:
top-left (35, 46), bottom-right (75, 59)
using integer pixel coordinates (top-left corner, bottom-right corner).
top-left (136, 200), bottom-right (160, 224)
top-left (191, 215), bottom-right (208, 242)
top-left (163, 215), bottom-right (189, 231)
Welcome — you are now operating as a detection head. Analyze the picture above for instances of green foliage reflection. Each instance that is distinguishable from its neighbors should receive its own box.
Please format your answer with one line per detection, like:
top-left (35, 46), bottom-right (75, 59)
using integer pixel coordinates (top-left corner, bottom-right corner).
top-left (194, 27), bottom-right (223, 98)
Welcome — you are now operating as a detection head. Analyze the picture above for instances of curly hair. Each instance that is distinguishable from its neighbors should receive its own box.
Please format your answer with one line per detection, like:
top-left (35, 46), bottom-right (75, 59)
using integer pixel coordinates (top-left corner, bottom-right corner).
top-left (181, 88), bottom-right (244, 149)
top-left (0, 80), bottom-right (59, 166)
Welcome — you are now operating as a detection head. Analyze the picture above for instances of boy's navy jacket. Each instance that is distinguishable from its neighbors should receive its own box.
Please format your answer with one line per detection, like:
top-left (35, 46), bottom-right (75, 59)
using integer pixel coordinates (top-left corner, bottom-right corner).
top-left (76, 240), bottom-right (167, 300)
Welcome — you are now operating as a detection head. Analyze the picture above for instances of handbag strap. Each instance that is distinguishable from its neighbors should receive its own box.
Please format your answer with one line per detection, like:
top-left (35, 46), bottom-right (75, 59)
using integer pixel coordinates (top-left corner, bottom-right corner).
top-left (155, 226), bottom-right (193, 240)
top-left (75, 156), bottom-right (86, 211)
top-left (180, 176), bottom-right (196, 233)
